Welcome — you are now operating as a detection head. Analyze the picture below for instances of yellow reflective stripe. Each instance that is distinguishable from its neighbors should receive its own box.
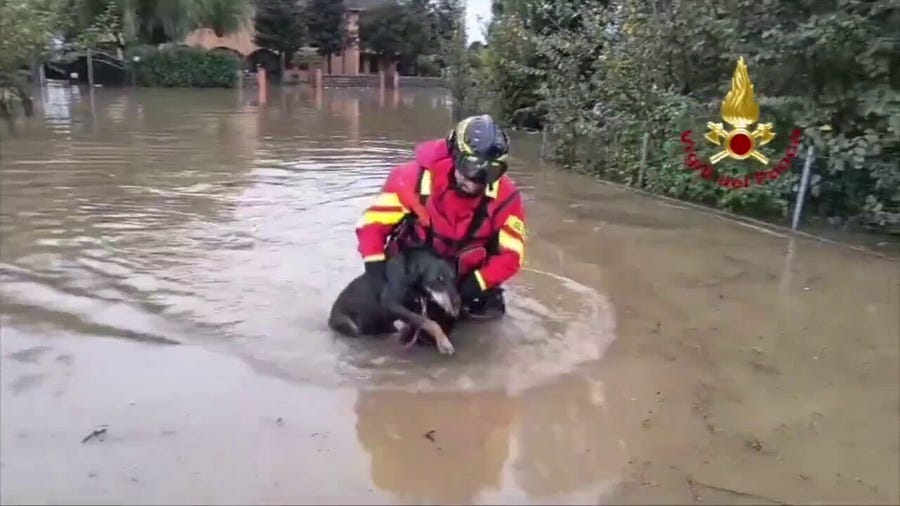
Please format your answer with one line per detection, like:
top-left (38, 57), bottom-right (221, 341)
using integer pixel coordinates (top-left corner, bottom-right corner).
top-left (363, 253), bottom-right (386, 262)
top-left (455, 117), bottom-right (475, 155)
top-left (474, 270), bottom-right (487, 290)
top-left (372, 192), bottom-right (406, 209)
top-left (498, 229), bottom-right (525, 266)
top-left (356, 210), bottom-right (407, 227)
top-left (420, 169), bottom-right (432, 196)
top-left (485, 182), bottom-right (499, 198)
top-left (504, 215), bottom-right (526, 238)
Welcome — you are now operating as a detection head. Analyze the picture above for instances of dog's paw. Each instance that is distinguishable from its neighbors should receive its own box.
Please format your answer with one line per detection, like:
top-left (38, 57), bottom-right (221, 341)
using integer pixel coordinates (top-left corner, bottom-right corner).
top-left (436, 338), bottom-right (455, 355)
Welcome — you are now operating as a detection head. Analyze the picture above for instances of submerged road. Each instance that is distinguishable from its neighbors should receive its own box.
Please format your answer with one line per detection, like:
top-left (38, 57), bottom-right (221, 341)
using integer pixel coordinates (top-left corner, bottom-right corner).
top-left (1, 84), bottom-right (897, 504)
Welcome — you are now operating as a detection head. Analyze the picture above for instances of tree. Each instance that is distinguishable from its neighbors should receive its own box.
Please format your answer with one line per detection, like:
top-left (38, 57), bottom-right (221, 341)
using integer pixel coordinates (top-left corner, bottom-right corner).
top-left (435, 0), bottom-right (467, 119)
top-left (0, 0), bottom-right (65, 121)
top-left (428, 0), bottom-right (459, 49)
top-left (193, 0), bottom-right (253, 38)
top-left (306, 0), bottom-right (347, 73)
top-left (68, 0), bottom-right (252, 46)
top-left (253, 0), bottom-right (307, 69)
top-left (476, 0), bottom-right (899, 230)
top-left (73, 0), bottom-right (123, 54)
top-left (358, 1), bottom-right (428, 68)
top-left (358, 0), bottom-right (466, 75)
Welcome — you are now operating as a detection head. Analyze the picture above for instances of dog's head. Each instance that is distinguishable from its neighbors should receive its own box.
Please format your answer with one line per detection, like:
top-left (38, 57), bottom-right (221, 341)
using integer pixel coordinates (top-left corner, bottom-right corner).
top-left (408, 249), bottom-right (462, 318)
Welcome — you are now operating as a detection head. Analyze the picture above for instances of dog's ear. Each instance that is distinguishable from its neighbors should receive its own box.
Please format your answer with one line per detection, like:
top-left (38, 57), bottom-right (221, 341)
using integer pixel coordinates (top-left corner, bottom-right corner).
top-left (383, 256), bottom-right (414, 305)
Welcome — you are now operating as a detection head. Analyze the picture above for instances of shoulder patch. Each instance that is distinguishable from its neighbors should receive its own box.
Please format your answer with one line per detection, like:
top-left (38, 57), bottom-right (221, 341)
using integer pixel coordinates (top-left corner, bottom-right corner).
top-left (505, 215), bottom-right (526, 238)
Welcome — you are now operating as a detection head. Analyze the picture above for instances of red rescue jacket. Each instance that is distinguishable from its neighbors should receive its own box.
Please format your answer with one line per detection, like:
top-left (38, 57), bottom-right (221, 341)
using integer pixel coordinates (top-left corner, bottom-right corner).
top-left (356, 138), bottom-right (526, 291)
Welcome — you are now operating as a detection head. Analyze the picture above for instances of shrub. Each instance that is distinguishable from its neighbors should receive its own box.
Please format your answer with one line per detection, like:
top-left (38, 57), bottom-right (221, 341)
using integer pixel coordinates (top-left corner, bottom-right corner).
top-left (416, 54), bottom-right (440, 77)
top-left (477, 0), bottom-right (900, 232)
top-left (292, 50), bottom-right (321, 70)
top-left (132, 46), bottom-right (241, 88)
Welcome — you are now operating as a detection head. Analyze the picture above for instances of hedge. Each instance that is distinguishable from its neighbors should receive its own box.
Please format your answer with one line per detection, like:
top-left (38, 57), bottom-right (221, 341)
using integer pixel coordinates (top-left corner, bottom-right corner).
top-left (131, 46), bottom-right (240, 88)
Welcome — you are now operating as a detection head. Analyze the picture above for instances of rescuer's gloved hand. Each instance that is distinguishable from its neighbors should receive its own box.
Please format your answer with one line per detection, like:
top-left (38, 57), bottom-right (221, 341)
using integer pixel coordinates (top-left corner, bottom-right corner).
top-left (458, 272), bottom-right (484, 302)
top-left (365, 259), bottom-right (386, 282)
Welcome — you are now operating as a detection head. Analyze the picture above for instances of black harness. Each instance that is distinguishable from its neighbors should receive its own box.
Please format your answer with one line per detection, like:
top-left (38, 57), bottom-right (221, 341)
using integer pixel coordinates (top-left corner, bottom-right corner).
top-left (388, 166), bottom-right (518, 256)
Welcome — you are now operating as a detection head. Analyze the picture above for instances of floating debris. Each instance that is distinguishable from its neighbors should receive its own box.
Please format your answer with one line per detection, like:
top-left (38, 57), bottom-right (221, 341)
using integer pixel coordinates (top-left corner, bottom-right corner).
top-left (81, 425), bottom-right (108, 444)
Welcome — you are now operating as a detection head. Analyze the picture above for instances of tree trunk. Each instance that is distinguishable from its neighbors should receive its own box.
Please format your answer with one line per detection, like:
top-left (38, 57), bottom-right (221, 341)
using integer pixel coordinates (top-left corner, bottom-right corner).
top-left (1, 100), bottom-right (16, 135)
top-left (87, 49), bottom-right (95, 87)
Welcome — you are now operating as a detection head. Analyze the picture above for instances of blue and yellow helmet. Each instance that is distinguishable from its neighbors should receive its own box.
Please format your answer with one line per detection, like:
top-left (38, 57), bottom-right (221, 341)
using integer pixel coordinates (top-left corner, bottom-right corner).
top-left (447, 114), bottom-right (510, 185)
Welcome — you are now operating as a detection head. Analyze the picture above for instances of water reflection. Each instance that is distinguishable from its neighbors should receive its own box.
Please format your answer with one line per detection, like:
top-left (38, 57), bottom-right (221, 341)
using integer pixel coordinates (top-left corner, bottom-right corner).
top-left (355, 388), bottom-right (516, 504)
top-left (355, 370), bottom-right (626, 504)
top-left (511, 373), bottom-right (625, 501)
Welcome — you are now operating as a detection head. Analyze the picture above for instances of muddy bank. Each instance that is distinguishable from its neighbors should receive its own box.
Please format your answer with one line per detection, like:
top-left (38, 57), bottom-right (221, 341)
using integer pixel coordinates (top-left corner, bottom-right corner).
top-left (522, 173), bottom-right (900, 505)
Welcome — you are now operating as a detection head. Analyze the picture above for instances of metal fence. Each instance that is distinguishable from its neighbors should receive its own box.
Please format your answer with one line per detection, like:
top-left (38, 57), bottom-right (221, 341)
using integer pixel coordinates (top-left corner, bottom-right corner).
top-left (535, 124), bottom-right (887, 235)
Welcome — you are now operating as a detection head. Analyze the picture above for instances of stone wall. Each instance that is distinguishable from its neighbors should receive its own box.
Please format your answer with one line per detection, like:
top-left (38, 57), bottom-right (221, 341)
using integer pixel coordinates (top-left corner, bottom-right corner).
top-left (398, 76), bottom-right (448, 89)
top-left (322, 74), bottom-right (381, 88)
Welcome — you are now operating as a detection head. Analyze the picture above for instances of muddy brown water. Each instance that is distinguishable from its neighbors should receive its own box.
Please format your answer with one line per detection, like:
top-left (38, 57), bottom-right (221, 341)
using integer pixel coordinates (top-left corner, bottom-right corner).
top-left (1, 83), bottom-right (897, 505)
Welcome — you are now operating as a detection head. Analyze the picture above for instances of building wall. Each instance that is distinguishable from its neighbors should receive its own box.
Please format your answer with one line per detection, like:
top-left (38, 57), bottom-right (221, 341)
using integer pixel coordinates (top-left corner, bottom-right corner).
top-left (181, 10), bottom-right (372, 76)
top-left (183, 25), bottom-right (260, 57)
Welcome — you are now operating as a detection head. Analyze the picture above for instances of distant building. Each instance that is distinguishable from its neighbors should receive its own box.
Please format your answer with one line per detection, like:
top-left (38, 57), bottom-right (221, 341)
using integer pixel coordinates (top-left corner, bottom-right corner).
top-left (181, 0), bottom-right (393, 76)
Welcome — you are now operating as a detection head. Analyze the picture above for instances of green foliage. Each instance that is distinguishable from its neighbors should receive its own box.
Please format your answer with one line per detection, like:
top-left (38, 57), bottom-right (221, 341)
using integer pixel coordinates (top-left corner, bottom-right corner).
top-left (473, 0), bottom-right (900, 231)
top-left (253, 0), bottom-right (307, 67)
top-left (357, 0), bottom-right (458, 66)
top-left (428, 0), bottom-right (465, 53)
top-left (66, 0), bottom-right (251, 46)
top-left (434, 0), bottom-right (468, 119)
top-left (0, 0), bottom-right (65, 118)
top-left (306, 0), bottom-right (347, 61)
top-left (358, 2), bottom-right (426, 61)
top-left (73, 0), bottom-right (122, 51)
top-left (416, 54), bottom-right (440, 77)
top-left (0, 0), bottom-right (64, 71)
top-left (292, 50), bottom-right (321, 70)
top-left (132, 46), bottom-right (240, 88)
top-left (191, 0), bottom-right (252, 38)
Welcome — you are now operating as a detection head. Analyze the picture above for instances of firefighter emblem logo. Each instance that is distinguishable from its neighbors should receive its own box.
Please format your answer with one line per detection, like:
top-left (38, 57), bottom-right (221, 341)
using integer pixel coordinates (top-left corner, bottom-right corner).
top-left (679, 57), bottom-right (803, 189)
top-left (705, 57), bottom-right (775, 165)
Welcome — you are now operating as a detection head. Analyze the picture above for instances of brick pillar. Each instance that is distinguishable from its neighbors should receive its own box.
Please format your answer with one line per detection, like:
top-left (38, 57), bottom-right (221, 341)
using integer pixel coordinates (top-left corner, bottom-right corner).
top-left (257, 65), bottom-right (267, 104)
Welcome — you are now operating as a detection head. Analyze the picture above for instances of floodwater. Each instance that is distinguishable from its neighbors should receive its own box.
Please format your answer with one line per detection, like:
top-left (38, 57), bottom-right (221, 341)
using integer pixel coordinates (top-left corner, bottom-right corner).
top-left (0, 83), bottom-right (897, 505)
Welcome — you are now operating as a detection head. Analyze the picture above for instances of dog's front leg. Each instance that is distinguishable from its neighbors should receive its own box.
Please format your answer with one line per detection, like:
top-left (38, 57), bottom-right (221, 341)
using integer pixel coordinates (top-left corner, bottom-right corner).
top-left (386, 303), bottom-right (454, 355)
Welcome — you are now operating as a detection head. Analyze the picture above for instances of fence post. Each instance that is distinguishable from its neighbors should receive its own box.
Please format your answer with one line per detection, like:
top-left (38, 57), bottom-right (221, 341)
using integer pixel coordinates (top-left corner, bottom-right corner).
top-left (791, 145), bottom-right (815, 231)
top-left (637, 131), bottom-right (650, 188)
top-left (86, 48), bottom-right (94, 87)
top-left (257, 65), bottom-right (267, 104)
top-left (540, 126), bottom-right (548, 161)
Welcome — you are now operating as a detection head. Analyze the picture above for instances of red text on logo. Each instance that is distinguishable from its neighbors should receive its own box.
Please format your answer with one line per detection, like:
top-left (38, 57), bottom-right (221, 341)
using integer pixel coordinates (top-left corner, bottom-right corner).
top-left (679, 128), bottom-right (803, 189)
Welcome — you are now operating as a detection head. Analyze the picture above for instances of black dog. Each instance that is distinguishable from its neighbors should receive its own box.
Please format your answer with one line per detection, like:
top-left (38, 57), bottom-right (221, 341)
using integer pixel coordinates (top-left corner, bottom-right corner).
top-left (395, 292), bottom-right (460, 351)
top-left (328, 247), bottom-right (462, 355)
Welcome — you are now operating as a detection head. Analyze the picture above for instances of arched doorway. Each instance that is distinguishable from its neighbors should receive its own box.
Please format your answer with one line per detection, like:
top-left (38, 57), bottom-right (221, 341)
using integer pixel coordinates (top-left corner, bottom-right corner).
top-left (248, 49), bottom-right (281, 79)
top-left (211, 46), bottom-right (246, 70)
